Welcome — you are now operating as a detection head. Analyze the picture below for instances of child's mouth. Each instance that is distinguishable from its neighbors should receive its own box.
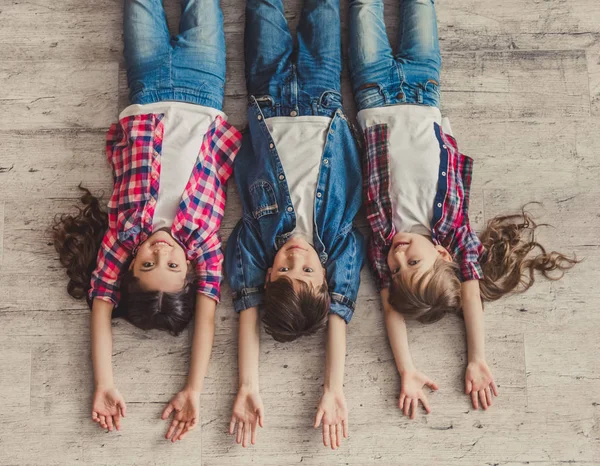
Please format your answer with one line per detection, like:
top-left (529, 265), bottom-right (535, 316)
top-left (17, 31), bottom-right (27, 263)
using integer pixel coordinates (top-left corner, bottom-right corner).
top-left (151, 240), bottom-right (172, 247)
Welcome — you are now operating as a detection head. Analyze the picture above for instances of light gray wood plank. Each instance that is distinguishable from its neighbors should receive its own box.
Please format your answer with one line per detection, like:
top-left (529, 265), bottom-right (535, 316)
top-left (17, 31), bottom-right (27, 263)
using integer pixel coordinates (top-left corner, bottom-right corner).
top-left (0, 61), bottom-right (119, 131)
top-left (0, 201), bottom-right (4, 269)
top-left (0, 130), bottom-right (110, 200)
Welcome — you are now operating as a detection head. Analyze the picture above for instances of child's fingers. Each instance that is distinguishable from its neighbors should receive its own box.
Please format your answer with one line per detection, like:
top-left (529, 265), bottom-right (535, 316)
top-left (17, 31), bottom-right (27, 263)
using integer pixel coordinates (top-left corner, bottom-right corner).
top-left (114, 413), bottom-right (121, 431)
top-left (92, 411), bottom-right (99, 422)
top-left (479, 390), bottom-right (488, 410)
top-left (421, 395), bottom-right (432, 414)
top-left (336, 423), bottom-right (342, 447)
top-left (342, 419), bottom-right (349, 438)
top-left (236, 421), bottom-right (244, 444)
top-left (491, 380), bottom-right (499, 397)
top-left (329, 424), bottom-right (337, 450)
top-left (410, 399), bottom-right (418, 420)
top-left (465, 379), bottom-right (473, 394)
top-left (242, 423), bottom-right (249, 448)
top-left (99, 415), bottom-right (107, 429)
top-left (250, 419), bottom-right (257, 445)
top-left (161, 403), bottom-right (174, 420)
top-left (485, 387), bottom-right (493, 407)
top-left (171, 421), bottom-right (185, 443)
top-left (105, 415), bottom-right (114, 432)
top-left (229, 417), bottom-right (237, 435)
top-left (399, 394), bottom-right (405, 410)
top-left (403, 398), bottom-right (411, 417)
top-left (118, 400), bottom-right (127, 417)
top-left (314, 409), bottom-right (324, 428)
top-left (166, 418), bottom-right (179, 440)
top-left (471, 391), bottom-right (478, 410)
top-left (322, 423), bottom-right (329, 447)
top-left (427, 380), bottom-right (439, 391)
top-left (258, 408), bottom-right (264, 428)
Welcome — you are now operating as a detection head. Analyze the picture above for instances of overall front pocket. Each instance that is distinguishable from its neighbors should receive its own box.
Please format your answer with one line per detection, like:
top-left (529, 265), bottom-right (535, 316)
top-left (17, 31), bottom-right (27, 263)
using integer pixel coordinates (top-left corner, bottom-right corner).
top-left (249, 181), bottom-right (279, 220)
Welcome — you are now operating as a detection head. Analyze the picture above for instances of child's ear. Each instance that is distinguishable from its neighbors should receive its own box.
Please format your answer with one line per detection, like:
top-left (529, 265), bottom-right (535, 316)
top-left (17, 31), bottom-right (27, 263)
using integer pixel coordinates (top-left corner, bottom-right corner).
top-left (265, 267), bottom-right (273, 284)
top-left (435, 245), bottom-right (453, 262)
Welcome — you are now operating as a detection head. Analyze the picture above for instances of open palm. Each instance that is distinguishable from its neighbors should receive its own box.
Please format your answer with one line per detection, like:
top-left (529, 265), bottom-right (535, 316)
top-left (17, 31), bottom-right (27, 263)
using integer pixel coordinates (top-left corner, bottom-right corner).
top-left (162, 389), bottom-right (200, 442)
top-left (91, 386), bottom-right (127, 432)
top-left (465, 359), bottom-right (498, 410)
top-left (229, 386), bottom-right (264, 447)
top-left (314, 390), bottom-right (348, 450)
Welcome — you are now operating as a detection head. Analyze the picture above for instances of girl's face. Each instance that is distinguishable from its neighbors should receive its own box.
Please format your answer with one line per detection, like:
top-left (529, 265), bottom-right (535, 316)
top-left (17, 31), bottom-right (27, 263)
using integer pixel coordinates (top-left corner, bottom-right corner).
top-left (386, 232), bottom-right (452, 280)
top-left (130, 230), bottom-right (189, 292)
top-left (267, 236), bottom-right (325, 290)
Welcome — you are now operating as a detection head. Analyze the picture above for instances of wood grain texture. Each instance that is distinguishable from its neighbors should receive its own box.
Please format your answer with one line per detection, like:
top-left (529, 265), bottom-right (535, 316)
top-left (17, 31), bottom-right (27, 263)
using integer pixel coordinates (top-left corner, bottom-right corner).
top-left (0, 0), bottom-right (599, 464)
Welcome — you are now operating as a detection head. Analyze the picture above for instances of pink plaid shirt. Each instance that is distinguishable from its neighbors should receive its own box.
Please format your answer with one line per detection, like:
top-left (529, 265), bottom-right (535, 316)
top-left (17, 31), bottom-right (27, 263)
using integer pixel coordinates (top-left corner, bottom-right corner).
top-left (363, 122), bottom-right (484, 290)
top-left (89, 112), bottom-right (241, 305)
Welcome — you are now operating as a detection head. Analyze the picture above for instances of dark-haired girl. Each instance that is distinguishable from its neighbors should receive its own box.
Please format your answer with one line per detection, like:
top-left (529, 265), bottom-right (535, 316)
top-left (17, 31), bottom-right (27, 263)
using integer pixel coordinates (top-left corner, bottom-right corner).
top-left (349, 0), bottom-right (577, 418)
top-left (53, 0), bottom-right (241, 440)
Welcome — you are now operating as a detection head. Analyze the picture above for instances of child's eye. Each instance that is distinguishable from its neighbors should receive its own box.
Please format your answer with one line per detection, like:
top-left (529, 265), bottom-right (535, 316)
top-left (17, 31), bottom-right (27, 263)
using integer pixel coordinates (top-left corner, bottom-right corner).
top-left (303, 267), bottom-right (313, 273)
top-left (278, 267), bottom-right (289, 272)
top-left (408, 260), bottom-right (420, 266)
top-left (392, 267), bottom-right (400, 274)
top-left (169, 263), bottom-right (178, 269)
top-left (143, 262), bottom-right (154, 268)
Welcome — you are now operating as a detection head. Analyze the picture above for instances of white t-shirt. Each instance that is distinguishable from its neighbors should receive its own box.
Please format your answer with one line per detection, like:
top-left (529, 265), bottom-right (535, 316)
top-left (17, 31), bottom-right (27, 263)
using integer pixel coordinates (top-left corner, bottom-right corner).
top-left (120, 102), bottom-right (226, 230)
top-left (357, 104), bottom-right (453, 235)
top-left (265, 116), bottom-right (331, 245)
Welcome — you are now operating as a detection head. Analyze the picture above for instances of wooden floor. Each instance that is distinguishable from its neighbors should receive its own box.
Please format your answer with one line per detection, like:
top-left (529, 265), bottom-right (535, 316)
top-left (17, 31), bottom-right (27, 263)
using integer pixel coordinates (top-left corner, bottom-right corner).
top-left (1, 0), bottom-right (599, 464)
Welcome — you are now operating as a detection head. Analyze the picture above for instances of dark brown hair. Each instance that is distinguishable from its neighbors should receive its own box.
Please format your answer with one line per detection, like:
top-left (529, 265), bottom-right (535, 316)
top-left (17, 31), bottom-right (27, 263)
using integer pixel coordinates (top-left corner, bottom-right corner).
top-left (52, 186), bottom-right (195, 335)
top-left (263, 277), bottom-right (330, 342)
top-left (389, 210), bottom-right (579, 322)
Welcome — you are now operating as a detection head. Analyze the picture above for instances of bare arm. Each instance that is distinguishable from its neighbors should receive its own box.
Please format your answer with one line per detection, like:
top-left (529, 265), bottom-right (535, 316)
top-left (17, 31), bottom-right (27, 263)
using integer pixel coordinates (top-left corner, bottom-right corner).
top-left (380, 289), bottom-right (438, 419)
top-left (230, 307), bottom-right (264, 447)
top-left (462, 280), bottom-right (498, 410)
top-left (90, 298), bottom-right (127, 431)
top-left (162, 294), bottom-right (217, 442)
top-left (314, 314), bottom-right (348, 450)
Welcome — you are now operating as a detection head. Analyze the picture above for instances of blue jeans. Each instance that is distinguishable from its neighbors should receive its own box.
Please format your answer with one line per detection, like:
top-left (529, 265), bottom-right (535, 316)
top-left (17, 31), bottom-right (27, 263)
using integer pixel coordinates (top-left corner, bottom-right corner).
top-left (244, 0), bottom-right (343, 117)
top-left (348, 0), bottom-right (441, 111)
top-left (124, 0), bottom-right (226, 109)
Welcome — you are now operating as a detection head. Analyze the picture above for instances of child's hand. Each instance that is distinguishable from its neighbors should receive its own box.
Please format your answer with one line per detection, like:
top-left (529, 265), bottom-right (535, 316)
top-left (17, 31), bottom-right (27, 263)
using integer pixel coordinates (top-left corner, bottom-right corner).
top-left (465, 359), bottom-right (498, 410)
top-left (399, 370), bottom-right (439, 419)
top-left (91, 386), bottom-right (127, 432)
top-left (314, 389), bottom-right (348, 450)
top-left (161, 388), bottom-right (200, 442)
top-left (229, 385), bottom-right (264, 448)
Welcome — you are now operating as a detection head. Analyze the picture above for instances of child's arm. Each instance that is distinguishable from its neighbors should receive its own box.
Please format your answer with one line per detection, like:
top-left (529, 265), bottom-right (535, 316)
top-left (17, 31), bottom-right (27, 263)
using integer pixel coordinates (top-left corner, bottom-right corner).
top-left (314, 314), bottom-right (348, 450)
top-left (90, 298), bottom-right (127, 431)
top-left (229, 306), bottom-right (264, 448)
top-left (381, 289), bottom-right (439, 419)
top-left (462, 279), bottom-right (498, 410)
top-left (162, 294), bottom-right (216, 442)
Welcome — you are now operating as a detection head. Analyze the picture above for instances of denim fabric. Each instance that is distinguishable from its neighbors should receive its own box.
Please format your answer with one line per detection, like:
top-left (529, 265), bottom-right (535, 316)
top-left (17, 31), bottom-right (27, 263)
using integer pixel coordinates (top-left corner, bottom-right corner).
top-left (123, 0), bottom-right (226, 109)
top-left (348, 0), bottom-right (442, 110)
top-left (224, 0), bottom-right (365, 323)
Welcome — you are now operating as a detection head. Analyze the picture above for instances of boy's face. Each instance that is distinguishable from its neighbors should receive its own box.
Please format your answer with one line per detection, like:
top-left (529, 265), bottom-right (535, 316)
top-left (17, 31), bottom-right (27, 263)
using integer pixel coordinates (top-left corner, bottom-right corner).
top-left (267, 236), bottom-right (325, 290)
top-left (386, 232), bottom-right (452, 281)
top-left (130, 230), bottom-right (189, 292)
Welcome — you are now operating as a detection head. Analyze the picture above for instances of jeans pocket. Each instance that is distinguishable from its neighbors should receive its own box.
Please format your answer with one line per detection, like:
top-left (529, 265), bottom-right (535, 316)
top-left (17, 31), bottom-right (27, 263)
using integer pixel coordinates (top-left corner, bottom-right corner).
top-left (249, 181), bottom-right (279, 220)
top-left (355, 84), bottom-right (386, 110)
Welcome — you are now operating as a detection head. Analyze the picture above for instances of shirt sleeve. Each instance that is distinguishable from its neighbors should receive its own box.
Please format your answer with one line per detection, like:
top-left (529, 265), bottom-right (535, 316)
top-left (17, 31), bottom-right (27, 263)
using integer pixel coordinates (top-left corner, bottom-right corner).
top-left (194, 232), bottom-right (224, 302)
top-left (224, 221), bottom-right (270, 313)
top-left (326, 228), bottom-right (366, 323)
top-left (367, 235), bottom-right (392, 290)
top-left (89, 229), bottom-right (130, 306)
top-left (452, 223), bottom-right (484, 282)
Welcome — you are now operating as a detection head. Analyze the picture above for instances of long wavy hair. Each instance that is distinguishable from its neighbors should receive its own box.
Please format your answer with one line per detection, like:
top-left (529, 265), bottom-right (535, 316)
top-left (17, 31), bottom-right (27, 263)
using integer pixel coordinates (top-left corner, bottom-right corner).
top-left (389, 209), bottom-right (579, 322)
top-left (52, 186), bottom-right (195, 335)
